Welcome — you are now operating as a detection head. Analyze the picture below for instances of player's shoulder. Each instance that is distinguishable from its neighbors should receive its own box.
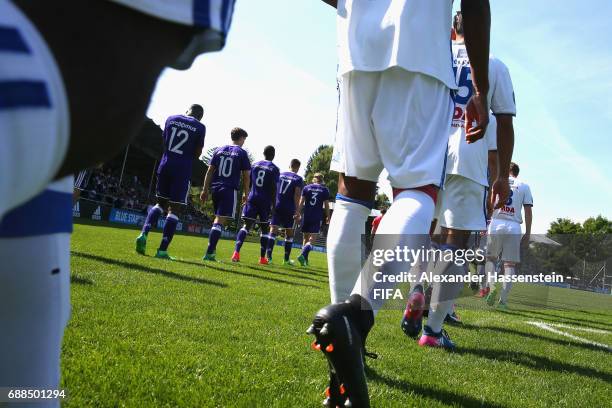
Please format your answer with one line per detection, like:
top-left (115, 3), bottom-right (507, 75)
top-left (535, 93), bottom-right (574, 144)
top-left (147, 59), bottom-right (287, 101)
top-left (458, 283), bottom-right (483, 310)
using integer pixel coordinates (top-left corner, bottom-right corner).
top-left (489, 54), bottom-right (511, 74)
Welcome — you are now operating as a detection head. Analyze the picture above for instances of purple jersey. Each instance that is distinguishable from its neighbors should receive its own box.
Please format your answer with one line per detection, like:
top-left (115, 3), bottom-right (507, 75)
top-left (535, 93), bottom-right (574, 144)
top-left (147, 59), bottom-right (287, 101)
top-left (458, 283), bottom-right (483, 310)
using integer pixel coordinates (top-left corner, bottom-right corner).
top-left (248, 160), bottom-right (280, 205)
top-left (302, 183), bottom-right (330, 222)
top-left (210, 145), bottom-right (251, 190)
top-left (274, 172), bottom-right (304, 213)
top-left (158, 114), bottom-right (205, 176)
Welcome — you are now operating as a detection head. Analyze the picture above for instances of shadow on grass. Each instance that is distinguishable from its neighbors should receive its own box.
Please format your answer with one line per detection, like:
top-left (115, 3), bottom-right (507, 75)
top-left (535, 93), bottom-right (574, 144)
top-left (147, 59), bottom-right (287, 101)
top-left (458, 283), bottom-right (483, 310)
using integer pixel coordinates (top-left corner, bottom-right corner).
top-left (457, 323), bottom-right (610, 353)
top-left (70, 274), bottom-right (93, 285)
top-left (176, 259), bottom-right (321, 289)
top-left (243, 264), bottom-right (327, 284)
top-left (500, 309), bottom-right (612, 331)
top-left (455, 346), bottom-right (612, 383)
top-left (367, 368), bottom-right (507, 408)
top-left (71, 251), bottom-right (227, 288)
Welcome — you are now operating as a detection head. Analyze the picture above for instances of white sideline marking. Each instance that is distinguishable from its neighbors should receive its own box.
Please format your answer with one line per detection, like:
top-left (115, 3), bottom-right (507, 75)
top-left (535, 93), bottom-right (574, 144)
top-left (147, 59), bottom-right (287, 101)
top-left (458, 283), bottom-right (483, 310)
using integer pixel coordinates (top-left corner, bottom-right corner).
top-left (546, 323), bottom-right (611, 335)
top-left (526, 321), bottom-right (612, 352)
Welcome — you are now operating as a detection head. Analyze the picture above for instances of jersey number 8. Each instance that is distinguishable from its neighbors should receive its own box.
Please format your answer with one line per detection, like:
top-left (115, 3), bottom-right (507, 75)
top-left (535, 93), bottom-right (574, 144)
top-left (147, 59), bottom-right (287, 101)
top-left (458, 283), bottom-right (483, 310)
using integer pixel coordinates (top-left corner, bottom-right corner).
top-left (255, 170), bottom-right (266, 187)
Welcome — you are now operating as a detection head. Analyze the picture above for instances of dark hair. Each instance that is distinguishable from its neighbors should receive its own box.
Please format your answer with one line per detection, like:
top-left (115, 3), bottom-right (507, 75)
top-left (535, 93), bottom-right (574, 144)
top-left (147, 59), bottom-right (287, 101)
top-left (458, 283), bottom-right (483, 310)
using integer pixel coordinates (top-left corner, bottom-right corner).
top-left (453, 11), bottom-right (463, 36)
top-left (510, 162), bottom-right (520, 176)
top-left (263, 145), bottom-right (275, 161)
top-left (381, 208), bottom-right (387, 215)
top-left (188, 104), bottom-right (204, 120)
top-left (230, 127), bottom-right (248, 141)
top-left (290, 159), bottom-right (301, 169)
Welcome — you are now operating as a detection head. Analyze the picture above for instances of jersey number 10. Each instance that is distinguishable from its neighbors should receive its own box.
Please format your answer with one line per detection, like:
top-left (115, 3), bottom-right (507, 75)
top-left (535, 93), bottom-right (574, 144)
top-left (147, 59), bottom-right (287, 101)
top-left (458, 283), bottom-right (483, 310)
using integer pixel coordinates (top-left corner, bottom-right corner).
top-left (218, 156), bottom-right (234, 178)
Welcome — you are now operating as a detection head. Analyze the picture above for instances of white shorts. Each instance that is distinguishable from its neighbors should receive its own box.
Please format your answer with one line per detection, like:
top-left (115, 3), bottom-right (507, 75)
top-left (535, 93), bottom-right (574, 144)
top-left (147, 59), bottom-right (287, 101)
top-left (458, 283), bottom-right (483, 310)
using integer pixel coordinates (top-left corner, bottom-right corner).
top-left (435, 174), bottom-right (488, 231)
top-left (487, 218), bottom-right (522, 263)
top-left (0, 1), bottom-right (69, 220)
top-left (331, 67), bottom-right (454, 189)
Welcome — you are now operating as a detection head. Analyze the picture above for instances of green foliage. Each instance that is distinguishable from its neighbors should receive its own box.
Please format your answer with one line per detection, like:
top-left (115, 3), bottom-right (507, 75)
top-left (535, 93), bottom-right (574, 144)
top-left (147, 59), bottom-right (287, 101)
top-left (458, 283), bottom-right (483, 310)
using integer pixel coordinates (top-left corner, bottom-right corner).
top-left (304, 145), bottom-right (338, 199)
top-left (539, 216), bottom-right (612, 279)
top-left (375, 193), bottom-right (390, 210)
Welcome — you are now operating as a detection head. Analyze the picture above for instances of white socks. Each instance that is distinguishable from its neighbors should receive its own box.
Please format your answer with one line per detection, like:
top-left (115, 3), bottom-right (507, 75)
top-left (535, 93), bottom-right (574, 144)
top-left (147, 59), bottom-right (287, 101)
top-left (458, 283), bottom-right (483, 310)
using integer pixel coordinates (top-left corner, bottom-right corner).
top-left (327, 198), bottom-right (371, 303)
top-left (484, 259), bottom-right (497, 289)
top-left (500, 265), bottom-right (515, 303)
top-left (351, 189), bottom-right (435, 315)
top-left (427, 260), bottom-right (466, 333)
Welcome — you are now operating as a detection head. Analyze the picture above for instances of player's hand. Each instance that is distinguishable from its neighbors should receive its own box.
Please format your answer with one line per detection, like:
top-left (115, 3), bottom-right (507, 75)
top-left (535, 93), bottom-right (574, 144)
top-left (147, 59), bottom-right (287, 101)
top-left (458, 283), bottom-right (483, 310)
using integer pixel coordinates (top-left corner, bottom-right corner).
top-left (490, 177), bottom-right (510, 210)
top-left (521, 233), bottom-right (531, 248)
top-left (200, 190), bottom-right (208, 203)
top-left (465, 92), bottom-right (489, 143)
top-left (325, 216), bottom-right (330, 225)
top-left (241, 194), bottom-right (247, 206)
top-left (293, 213), bottom-right (301, 223)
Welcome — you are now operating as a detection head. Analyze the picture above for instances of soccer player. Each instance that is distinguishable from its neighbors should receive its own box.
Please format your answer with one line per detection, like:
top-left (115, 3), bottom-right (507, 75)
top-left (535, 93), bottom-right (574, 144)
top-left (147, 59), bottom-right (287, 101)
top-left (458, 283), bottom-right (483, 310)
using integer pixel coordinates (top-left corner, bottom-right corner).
top-left (485, 162), bottom-right (533, 309)
top-left (308, 1), bottom-right (492, 406)
top-left (0, 178), bottom-right (73, 407)
top-left (135, 105), bottom-right (206, 259)
top-left (370, 208), bottom-right (386, 237)
top-left (232, 145), bottom-right (280, 264)
top-left (200, 128), bottom-right (251, 261)
top-left (266, 159), bottom-right (304, 265)
top-left (402, 10), bottom-right (517, 348)
top-left (1, 0), bottom-right (236, 220)
top-left (296, 173), bottom-right (331, 267)
top-left (1, 1), bottom-right (235, 402)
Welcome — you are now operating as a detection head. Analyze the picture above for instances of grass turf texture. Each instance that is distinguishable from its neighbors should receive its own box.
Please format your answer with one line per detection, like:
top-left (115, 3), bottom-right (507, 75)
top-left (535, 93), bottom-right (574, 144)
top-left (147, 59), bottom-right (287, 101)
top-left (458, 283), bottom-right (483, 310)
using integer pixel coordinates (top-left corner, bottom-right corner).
top-left (64, 224), bottom-right (612, 407)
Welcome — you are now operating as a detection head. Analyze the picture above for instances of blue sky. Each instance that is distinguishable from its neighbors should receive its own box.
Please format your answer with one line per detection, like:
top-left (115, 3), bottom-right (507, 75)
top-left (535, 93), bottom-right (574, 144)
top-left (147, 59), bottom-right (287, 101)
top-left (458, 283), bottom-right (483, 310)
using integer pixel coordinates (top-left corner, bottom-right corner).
top-left (147, 0), bottom-right (612, 233)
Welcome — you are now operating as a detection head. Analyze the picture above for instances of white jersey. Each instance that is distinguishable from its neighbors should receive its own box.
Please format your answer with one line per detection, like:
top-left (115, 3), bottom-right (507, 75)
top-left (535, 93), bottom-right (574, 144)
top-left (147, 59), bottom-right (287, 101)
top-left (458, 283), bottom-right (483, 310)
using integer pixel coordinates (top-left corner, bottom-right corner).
top-left (446, 42), bottom-right (516, 186)
top-left (0, 0), bottom-right (69, 221)
top-left (336, 0), bottom-right (457, 90)
top-left (109, 0), bottom-right (236, 33)
top-left (492, 177), bottom-right (533, 224)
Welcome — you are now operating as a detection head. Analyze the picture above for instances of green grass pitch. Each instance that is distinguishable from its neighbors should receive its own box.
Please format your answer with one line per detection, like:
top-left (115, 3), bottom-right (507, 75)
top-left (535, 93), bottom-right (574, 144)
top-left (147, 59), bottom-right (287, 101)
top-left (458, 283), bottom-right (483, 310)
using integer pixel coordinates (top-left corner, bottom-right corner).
top-left (64, 223), bottom-right (612, 407)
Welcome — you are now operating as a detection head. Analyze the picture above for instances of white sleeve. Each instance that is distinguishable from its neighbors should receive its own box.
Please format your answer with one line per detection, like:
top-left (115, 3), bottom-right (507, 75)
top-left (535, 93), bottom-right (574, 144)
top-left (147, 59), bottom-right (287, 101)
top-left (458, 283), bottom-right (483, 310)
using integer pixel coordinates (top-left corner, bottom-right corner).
top-left (523, 183), bottom-right (533, 206)
top-left (490, 57), bottom-right (517, 116)
top-left (486, 114), bottom-right (497, 151)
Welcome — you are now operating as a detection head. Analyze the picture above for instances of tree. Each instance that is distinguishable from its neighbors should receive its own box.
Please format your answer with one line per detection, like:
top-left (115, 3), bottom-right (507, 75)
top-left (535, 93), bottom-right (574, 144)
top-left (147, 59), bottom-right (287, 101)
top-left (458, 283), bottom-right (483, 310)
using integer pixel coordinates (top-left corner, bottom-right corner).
top-left (375, 193), bottom-right (390, 210)
top-left (304, 145), bottom-right (338, 199)
top-left (539, 216), bottom-right (612, 280)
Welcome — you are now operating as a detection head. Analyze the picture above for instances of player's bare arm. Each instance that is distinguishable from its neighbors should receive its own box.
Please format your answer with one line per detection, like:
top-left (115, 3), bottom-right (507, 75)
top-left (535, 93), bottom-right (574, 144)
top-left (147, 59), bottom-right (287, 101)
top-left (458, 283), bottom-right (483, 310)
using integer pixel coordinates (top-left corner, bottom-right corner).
top-left (14, 0), bottom-right (193, 179)
top-left (461, 0), bottom-right (491, 143)
top-left (295, 196), bottom-right (305, 223)
top-left (487, 150), bottom-right (498, 216)
top-left (523, 204), bottom-right (533, 246)
top-left (195, 145), bottom-right (204, 159)
top-left (241, 170), bottom-right (250, 206)
top-left (323, 200), bottom-right (330, 224)
top-left (490, 114), bottom-right (514, 209)
top-left (200, 165), bottom-right (216, 202)
top-left (321, 0), bottom-right (337, 8)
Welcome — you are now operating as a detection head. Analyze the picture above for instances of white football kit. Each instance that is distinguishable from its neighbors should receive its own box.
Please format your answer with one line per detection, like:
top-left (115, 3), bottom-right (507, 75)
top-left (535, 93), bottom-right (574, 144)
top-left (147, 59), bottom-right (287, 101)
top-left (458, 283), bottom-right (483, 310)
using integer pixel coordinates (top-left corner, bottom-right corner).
top-left (0, 177), bottom-right (73, 406)
top-left (487, 177), bottom-right (533, 263)
top-left (331, 0), bottom-right (456, 189)
top-left (0, 0), bottom-right (235, 221)
top-left (435, 42), bottom-right (517, 231)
